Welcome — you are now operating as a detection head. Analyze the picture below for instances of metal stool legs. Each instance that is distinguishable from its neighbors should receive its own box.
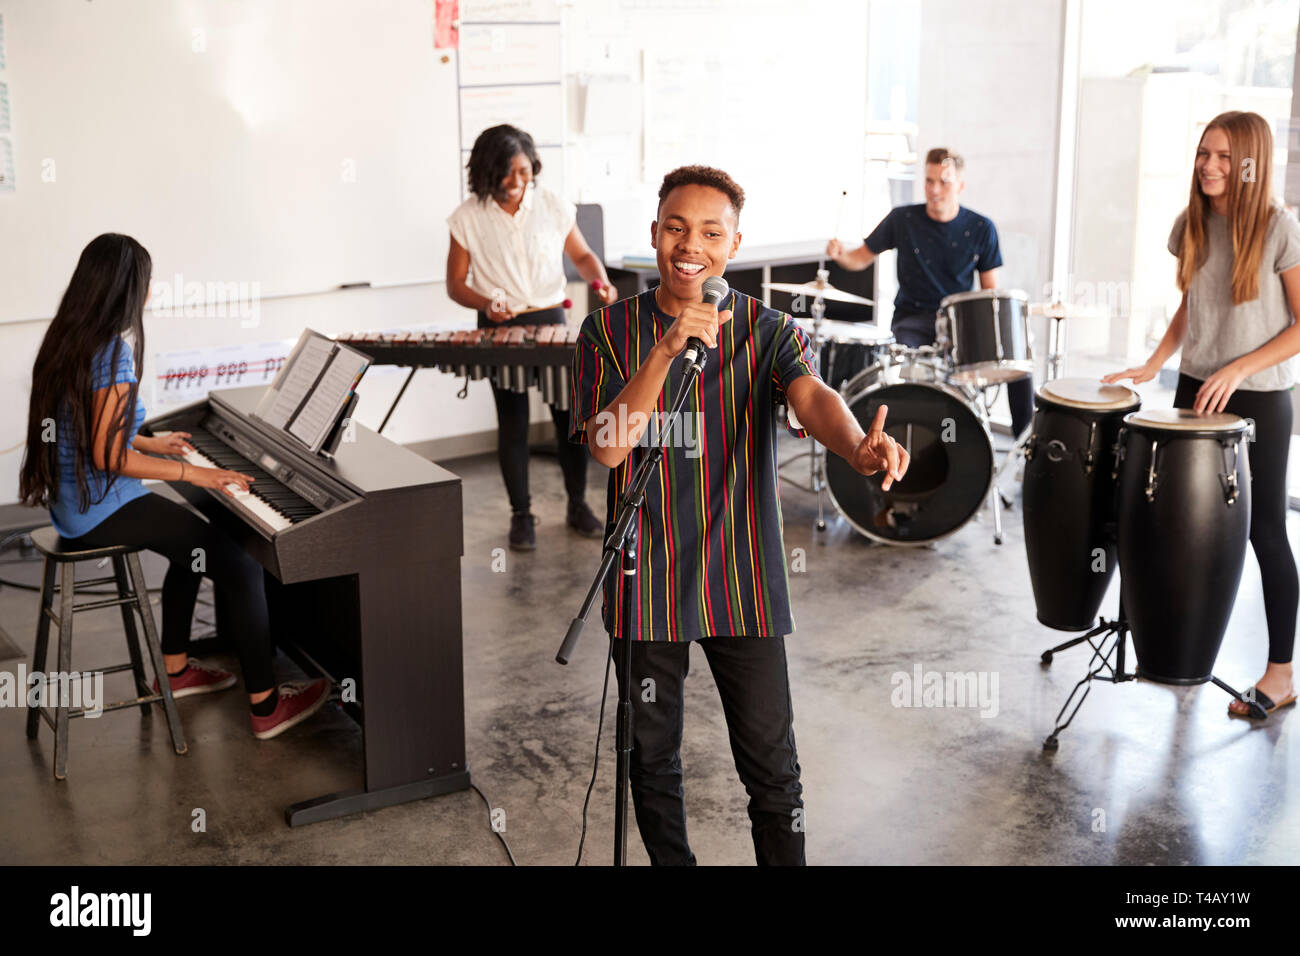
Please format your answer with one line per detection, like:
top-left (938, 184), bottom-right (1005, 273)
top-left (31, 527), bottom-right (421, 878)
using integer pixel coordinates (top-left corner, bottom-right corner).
top-left (29, 545), bottom-right (187, 780)
top-left (123, 551), bottom-right (186, 757)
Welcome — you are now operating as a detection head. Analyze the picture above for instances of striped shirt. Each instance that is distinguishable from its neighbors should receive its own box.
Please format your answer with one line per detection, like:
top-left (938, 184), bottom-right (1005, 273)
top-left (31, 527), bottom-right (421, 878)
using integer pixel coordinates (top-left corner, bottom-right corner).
top-left (569, 288), bottom-right (820, 641)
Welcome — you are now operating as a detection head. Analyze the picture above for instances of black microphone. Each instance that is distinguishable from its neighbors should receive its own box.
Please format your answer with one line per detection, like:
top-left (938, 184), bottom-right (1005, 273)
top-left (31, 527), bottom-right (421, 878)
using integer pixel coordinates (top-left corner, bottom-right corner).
top-left (683, 275), bottom-right (730, 369)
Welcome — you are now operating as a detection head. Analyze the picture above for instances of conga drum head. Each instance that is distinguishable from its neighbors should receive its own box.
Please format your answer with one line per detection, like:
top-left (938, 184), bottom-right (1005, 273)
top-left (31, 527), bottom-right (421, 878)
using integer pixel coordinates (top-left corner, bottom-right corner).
top-left (826, 381), bottom-right (993, 545)
top-left (1037, 379), bottom-right (1139, 412)
top-left (1123, 408), bottom-right (1247, 435)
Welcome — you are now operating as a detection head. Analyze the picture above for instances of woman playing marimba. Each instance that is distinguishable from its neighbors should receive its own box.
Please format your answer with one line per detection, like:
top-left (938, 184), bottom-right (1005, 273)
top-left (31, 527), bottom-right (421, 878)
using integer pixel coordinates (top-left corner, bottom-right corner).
top-left (446, 124), bottom-right (617, 551)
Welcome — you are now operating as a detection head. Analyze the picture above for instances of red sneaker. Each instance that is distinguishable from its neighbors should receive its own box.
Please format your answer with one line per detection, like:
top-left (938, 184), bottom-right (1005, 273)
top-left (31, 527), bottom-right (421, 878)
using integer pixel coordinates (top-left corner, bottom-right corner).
top-left (250, 679), bottom-right (331, 740)
top-left (153, 659), bottom-right (237, 699)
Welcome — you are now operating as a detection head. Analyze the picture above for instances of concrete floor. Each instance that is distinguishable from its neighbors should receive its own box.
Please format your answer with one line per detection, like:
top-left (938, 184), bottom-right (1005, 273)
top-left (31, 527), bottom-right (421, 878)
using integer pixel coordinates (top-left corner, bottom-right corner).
top-left (1, 397), bottom-right (1297, 865)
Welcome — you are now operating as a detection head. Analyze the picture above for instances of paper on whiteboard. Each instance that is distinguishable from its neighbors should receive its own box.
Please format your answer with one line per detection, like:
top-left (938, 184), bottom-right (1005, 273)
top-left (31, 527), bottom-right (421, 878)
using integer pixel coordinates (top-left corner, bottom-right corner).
top-left (0, 137), bottom-right (13, 192)
top-left (459, 23), bottom-right (561, 86)
top-left (461, 0), bottom-right (559, 21)
top-left (0, 14), bottom-right (7, 72)
top-left (153, 340), bottom-right (293, 409)
top-left (460, 85), bottom-right (562, 147)
top-left (582, 75), bottom-right (639, 137)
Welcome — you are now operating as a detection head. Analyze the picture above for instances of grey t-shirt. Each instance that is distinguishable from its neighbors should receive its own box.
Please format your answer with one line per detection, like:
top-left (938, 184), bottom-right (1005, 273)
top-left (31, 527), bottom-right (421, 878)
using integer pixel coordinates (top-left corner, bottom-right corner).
top-left (1169, 204), bottom-right (1300, 391)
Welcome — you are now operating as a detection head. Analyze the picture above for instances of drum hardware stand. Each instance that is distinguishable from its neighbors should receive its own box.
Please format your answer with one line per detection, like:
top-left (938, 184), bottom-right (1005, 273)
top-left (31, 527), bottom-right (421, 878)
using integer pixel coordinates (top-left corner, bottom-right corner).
top-left (1041, 605), bottom-right (1134, 751)
top-left (778, 290), bottom-right (835, 531)
top-left (989, 301), bottom-right (1076, 495)
top-left (1042, 597), bottom-right (1270, 750)
top-left (555, 339), bottom-right (708, 866)
top-left (972, 387), bottom-right (1007, 545)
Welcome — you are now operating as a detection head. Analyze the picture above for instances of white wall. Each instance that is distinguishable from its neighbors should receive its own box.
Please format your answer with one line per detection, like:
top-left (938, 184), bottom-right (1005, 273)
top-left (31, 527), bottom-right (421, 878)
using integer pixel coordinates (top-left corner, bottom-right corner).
top-left (916, 0), bottom-right (1065, 300)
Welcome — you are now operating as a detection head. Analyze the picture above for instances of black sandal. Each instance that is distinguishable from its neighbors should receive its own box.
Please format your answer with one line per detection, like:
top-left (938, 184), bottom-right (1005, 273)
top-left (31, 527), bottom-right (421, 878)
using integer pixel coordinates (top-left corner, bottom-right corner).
top-left (1228, 686), bottom-right (1297, 720)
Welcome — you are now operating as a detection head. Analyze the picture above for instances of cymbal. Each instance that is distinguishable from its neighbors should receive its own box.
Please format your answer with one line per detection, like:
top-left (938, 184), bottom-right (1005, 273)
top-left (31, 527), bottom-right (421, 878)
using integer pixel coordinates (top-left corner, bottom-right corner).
top-left (794, 317), bottom-right (894, 343)
top-left (1029, 301), bottom-right (1108, 320)
top-left (764, 279), bottom-right (874, 306)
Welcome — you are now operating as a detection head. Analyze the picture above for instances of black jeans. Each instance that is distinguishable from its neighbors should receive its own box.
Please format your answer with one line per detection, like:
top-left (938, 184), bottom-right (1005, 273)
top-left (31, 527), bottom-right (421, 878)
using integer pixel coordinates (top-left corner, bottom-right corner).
top-left (1174, 374), bottom-right (1297, 664)
top-left (489, 384), bottom-right (588, 514)
top-left (610, 635), bottom-right (806, 866)
top-left (65, 492), bottom-right (276, 692)
top-left (892, 320), bottom-right (1035, 437)
top-left (477, 307), bottom-right (588, 514)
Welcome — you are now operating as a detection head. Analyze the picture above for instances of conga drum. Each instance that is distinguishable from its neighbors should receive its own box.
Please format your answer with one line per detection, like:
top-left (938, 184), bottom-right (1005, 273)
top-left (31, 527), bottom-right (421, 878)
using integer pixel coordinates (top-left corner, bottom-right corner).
top-left (1022, 379), bottom-right (1140, 631)
top-left (1116, 409), bottom-right (1253, 684)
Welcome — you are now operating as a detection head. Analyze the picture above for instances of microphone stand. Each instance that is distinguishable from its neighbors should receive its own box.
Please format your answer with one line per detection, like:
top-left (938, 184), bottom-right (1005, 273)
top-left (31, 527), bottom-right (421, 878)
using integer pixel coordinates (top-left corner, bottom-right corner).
top-left (556, 343), bottom-right (707, 867)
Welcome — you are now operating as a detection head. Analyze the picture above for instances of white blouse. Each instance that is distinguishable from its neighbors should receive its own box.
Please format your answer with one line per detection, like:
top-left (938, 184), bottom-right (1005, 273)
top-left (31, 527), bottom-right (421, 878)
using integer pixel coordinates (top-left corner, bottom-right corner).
top-left (447, 184), bottom-right (577, 312)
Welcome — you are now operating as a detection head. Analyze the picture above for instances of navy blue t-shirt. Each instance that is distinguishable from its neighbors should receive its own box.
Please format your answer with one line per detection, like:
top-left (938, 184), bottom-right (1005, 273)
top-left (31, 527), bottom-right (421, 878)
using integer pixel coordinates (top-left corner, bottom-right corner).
top-left (865, 203), bottom-right (1002, 325)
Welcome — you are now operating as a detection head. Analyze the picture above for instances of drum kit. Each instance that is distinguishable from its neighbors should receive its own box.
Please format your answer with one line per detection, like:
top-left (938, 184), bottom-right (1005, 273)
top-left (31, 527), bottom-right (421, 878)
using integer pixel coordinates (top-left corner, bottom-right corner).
top-left (772, 272), bottom-right (1035, 546)
top-left (1024, 381), bottom-right (1261, 748)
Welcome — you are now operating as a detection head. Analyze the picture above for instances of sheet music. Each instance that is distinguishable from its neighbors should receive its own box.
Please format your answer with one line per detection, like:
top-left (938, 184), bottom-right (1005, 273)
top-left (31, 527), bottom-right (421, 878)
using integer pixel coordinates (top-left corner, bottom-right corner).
top-left (260, 335), bottom-right (334, 430)
top-left (287, 347), bottom-right (368, 449)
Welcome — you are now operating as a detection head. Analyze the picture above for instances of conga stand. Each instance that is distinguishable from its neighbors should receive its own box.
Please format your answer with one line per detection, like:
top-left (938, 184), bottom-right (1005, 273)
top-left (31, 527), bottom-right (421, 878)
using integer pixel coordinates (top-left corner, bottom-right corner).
top-left (1042, 588), bottom-right (1268, 751)
top-left (1041, 603), bottom-right (1134, 751)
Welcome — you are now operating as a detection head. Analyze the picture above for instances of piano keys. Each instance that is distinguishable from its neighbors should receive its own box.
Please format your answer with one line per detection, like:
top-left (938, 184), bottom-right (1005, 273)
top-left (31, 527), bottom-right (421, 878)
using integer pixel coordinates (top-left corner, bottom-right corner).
top-left (145, 384), bottom-right (468, 826)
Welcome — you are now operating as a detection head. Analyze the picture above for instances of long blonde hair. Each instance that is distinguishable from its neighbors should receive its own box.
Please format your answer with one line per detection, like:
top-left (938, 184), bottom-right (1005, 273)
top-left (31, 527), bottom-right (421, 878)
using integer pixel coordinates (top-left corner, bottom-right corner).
top-left (1176, 110), bottom-right (1275, 305)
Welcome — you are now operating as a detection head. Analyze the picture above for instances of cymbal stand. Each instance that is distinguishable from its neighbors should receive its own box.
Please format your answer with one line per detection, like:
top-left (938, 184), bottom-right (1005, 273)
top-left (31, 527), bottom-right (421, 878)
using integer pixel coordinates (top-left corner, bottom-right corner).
top-left (778, 293), bottom-right (833, 531)
top-left (992, 306), bottom-right (1073, 491)
top-left (972, 388), bottom-right (1006, 546)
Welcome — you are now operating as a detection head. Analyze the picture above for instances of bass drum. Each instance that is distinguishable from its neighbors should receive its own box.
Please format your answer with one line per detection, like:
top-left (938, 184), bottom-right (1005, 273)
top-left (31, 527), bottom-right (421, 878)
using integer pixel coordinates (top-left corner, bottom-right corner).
top-left (825, 374), bottom-right (993, 545)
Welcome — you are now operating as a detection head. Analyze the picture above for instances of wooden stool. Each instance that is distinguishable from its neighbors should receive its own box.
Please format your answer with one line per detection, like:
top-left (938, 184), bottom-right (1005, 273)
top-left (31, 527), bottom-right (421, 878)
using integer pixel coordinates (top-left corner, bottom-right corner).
top-left (26, 526), bottom-right (187, 779)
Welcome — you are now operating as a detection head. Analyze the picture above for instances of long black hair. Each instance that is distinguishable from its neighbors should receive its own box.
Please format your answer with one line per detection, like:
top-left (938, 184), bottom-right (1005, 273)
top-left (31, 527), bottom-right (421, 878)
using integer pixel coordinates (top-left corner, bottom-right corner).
top-left (19, 233), bottom-right (152, 513)
top-left (466, 124), bottom-right (542, 202)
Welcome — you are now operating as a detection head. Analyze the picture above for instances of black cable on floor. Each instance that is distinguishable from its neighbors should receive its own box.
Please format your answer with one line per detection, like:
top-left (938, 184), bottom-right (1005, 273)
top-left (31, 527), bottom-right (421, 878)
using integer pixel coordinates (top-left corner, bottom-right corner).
top-left (574, 641), bottom-right (616, 867)
top-left (468, 782), bottom-right (518, 866)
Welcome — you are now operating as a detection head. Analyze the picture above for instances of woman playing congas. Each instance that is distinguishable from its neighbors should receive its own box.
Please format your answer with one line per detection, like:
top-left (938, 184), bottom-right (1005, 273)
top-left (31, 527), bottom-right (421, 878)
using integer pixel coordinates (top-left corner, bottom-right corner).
top-left (1105, 111), bottom-right (1300, 718)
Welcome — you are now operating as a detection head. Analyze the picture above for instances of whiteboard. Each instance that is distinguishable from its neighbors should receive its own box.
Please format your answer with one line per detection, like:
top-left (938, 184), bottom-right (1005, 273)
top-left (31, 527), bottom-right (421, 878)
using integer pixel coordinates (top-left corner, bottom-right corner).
top-left (0, 0), bottom-right (462, 324)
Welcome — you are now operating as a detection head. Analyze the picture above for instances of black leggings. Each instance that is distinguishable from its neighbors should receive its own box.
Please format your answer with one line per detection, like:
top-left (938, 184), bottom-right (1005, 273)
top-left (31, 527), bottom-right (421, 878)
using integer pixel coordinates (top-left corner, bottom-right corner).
top-left (1174, 374), bottom-right (1297, 665)
top-left (65, 492), bottom-right (276, 691)
top-left (477, 308), bottom-right (588, 514)
top-left (488, 384), bottom-right (588, 514)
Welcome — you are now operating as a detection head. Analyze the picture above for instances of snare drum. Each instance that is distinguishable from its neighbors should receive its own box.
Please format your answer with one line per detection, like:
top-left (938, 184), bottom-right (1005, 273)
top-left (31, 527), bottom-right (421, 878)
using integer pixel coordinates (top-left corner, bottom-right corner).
top-left (1116, 409), bottom-right (1252, 684)
top-left (937, 289), bottom-right (1032, 387)
top-left (825, 372), bottom-right (993, 544)
top-left (1022, 379), bottom-right (1140, 631)
top-left (796, 318), bottom-right (895, 392)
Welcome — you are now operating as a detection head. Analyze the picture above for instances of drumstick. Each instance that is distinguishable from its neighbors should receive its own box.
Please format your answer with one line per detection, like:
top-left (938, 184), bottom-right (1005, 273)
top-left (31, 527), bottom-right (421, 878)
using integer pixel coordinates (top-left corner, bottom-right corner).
top-left (833, 190), bottom-right (848, 239)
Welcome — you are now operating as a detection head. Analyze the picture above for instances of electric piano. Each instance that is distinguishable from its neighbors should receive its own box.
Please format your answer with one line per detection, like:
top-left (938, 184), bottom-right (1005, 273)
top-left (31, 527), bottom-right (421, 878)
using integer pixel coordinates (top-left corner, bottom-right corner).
top-left (144, 384), bottom-right (468, 826)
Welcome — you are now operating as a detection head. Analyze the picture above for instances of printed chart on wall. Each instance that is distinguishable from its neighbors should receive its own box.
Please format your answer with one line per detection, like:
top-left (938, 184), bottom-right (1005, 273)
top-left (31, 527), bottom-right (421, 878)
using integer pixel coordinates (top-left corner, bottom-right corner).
top-left (153, 342), bottom-right (296, 411)
top-left (457, 0), bottom-right (564, 198)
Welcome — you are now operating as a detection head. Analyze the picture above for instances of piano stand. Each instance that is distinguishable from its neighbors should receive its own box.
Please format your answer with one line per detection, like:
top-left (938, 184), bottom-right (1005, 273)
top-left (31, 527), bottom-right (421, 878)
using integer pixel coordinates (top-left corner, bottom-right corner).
top-left (286, 768), bottom-right (472, 827)
top-left (147, 385), bottom-right (470, 831)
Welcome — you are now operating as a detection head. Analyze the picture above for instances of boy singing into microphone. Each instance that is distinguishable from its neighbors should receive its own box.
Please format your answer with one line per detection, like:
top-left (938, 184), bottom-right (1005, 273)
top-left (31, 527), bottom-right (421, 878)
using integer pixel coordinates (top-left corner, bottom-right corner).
top-left (570, 165), bottom-right (908, 865)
